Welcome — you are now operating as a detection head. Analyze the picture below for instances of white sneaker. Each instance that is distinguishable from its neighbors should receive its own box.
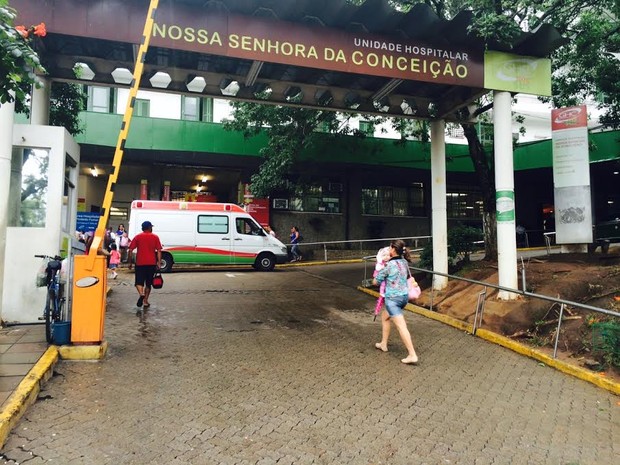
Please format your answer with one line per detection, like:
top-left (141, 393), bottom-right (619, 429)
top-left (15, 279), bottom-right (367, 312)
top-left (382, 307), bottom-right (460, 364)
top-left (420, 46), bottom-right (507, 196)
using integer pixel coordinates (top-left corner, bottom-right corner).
top-left (112, 272), bottom-right (118, 279)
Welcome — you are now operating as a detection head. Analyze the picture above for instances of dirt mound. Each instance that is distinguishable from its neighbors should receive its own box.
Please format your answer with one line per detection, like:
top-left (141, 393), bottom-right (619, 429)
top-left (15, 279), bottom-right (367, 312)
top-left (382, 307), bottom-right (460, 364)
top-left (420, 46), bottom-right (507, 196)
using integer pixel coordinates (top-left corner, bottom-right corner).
top-left (415, 249), bottom-right (620, 381)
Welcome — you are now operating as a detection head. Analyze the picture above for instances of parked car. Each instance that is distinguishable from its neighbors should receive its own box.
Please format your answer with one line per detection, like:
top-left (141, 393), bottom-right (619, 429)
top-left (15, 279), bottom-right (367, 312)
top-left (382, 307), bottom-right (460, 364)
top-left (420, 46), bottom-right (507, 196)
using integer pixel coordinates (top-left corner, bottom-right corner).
top-left (589, 217), bottom-right (620, 253)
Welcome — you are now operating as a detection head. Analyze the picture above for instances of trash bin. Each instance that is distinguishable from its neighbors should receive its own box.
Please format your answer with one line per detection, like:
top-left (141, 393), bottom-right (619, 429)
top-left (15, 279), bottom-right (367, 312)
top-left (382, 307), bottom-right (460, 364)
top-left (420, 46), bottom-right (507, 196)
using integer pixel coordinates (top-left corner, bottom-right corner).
top-left (52, 321), bottom-right (71, 345)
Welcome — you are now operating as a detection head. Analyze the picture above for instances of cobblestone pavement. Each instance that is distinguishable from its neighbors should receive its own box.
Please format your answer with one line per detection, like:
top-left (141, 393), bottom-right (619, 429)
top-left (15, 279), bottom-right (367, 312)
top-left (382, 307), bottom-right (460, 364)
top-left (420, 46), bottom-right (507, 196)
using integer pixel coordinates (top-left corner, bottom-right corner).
top-left (1, 264), bottom-right (618, 464)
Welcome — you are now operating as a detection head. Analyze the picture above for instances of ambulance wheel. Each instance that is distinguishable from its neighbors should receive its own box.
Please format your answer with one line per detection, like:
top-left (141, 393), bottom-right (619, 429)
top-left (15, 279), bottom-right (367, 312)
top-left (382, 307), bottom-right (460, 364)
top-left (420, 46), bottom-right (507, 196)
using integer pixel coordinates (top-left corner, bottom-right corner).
top-left (159, 253), bottom-right (173, 273)
top-left (255, 253), bottom-right (276, 271)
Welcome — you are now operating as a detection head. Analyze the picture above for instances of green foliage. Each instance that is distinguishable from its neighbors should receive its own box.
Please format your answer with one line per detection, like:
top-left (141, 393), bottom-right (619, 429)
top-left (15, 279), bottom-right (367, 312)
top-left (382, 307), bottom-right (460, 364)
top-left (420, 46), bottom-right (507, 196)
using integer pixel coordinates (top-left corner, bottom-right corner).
top-left (224, 101), bottom-right (373, 197)
top-left (419, 224), bottom-right (483, 269)
top-left (591, 320), bottom-right (620, 368)
top-left (49, 81), bottom-right (87, 136)
top-left (0, 0), bottom-right (46, 106)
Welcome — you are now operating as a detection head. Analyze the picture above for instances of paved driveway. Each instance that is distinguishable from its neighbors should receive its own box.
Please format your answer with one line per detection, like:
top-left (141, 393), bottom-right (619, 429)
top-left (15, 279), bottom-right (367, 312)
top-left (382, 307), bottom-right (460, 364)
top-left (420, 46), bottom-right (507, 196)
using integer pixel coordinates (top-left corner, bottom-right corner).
top-left (1, 264), bottom-right (618, 464)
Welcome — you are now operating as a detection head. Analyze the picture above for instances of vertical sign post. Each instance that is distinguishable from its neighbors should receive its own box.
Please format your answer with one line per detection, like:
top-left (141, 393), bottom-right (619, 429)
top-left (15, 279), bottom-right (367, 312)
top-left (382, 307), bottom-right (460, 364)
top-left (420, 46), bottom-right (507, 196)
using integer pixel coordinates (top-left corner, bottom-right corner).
top-left (551, 106), bottom-right (593, 251)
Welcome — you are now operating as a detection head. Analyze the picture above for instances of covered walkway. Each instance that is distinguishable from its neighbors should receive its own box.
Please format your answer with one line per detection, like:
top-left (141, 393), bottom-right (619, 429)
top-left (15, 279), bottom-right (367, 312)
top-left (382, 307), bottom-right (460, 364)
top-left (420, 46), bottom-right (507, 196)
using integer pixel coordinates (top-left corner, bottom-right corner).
top-left (1, 263), bottom-right (617, 463)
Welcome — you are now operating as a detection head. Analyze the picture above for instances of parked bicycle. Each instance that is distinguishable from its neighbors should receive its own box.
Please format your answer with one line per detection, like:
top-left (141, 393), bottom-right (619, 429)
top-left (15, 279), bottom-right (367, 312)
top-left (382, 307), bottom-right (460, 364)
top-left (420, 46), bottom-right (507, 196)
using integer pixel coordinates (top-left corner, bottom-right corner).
top-left (35, 254), bottom-right (66, 343)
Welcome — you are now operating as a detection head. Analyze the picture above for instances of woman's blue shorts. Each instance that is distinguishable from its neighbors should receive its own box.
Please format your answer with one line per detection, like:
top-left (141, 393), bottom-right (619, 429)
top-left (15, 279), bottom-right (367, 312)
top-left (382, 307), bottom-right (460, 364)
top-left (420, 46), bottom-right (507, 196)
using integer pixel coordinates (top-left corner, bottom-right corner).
top-left (384, 294), bottom-right (407, 317)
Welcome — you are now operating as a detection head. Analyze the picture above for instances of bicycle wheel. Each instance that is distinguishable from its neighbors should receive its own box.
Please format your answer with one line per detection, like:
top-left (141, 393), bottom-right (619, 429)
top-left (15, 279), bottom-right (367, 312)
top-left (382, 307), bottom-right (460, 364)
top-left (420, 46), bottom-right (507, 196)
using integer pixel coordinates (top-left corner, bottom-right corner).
top-left (44, 289), bottom-right (54, 343)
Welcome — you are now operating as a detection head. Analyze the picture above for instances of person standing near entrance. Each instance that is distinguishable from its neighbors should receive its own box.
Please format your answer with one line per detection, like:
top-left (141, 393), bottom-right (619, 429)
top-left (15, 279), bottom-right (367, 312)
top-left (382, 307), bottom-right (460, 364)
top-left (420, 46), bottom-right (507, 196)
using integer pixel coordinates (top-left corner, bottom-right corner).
top-left (128, 221), bottom-right (162, 308)
top-left (372, 239), bottom-right (419, 365)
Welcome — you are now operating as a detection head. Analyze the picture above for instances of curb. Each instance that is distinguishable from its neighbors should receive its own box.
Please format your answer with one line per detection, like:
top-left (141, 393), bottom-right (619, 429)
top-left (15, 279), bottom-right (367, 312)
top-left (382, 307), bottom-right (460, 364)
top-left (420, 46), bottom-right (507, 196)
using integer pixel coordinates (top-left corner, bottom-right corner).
top-left (58, 341), bottom-right (108, 361)
top-left (0, 346), bottom-right (59, 449)
top-left (358, 286), bottom-right (620, 396)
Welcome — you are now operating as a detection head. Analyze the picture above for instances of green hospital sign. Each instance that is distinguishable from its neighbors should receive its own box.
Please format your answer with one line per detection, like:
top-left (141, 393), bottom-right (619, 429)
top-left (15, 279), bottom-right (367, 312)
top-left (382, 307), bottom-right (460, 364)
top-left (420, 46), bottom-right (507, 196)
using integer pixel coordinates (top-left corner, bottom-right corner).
top-left (484, 51), bottom-right (552, 96)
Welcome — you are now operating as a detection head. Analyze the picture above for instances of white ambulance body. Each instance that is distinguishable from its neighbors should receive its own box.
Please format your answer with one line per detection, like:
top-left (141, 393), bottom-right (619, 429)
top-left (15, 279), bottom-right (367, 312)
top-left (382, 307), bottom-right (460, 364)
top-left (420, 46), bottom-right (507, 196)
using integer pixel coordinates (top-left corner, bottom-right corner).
top-left (127, 200), bottom-right (288, 271)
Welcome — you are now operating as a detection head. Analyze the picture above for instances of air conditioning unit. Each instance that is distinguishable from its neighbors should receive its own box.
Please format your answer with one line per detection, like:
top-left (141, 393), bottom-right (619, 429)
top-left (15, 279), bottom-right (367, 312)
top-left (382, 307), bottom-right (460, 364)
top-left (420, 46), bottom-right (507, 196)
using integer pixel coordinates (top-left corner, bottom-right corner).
top-left (328, 182), bottom-right (343, 192)
top-left (272, 198), bottom-right (288, 209)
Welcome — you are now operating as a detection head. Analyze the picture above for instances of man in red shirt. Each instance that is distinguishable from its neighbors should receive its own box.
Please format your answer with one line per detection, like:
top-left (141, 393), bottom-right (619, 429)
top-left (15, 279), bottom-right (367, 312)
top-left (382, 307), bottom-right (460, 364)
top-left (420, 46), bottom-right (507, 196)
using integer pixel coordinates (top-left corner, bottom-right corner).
top-left (128, 221), bottom-right (162, 308)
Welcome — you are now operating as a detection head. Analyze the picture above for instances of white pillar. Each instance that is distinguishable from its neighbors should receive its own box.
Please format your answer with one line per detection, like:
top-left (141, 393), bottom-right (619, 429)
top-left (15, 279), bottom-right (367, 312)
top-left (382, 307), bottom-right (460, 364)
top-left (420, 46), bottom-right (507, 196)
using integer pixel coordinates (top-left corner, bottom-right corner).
top-left (30, 78), bottom-right (51, 125)
top-left (0, 98), bottom-right (16, 321)
top-left (431, 119), bottom-right (448, 290)
top-left (493, 91), bottom-right (518, 299)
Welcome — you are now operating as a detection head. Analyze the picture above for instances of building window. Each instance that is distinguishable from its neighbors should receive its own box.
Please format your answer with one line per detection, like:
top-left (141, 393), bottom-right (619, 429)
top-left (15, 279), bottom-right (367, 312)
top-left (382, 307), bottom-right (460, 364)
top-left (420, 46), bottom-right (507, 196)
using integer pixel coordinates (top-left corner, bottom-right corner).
top-left (182, 96), bottom-right (214, 122)
top-left (359, 120), bottom-right (374, 136)
top-left (447, 125), bottom-right (465, 139)
top-left (87, 86), bottom-right (112, 113)
top-left (276, 185), bottom-right (341, 213)
top-left (134, 99), bottom-right (150, 117)
top-left (182, 96), bottom-right (200, 121)
top-left (202, 98), bottom-right (214, 122)
top-left (446, 186), bottom-right (484, 219)
top-left (362, 184), bottom-right (425, 216)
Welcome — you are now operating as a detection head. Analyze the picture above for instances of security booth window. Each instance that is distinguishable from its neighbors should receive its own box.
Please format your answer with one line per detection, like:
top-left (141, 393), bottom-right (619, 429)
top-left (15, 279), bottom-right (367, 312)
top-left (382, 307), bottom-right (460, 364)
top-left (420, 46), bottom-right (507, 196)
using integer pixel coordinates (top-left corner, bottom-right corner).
top-left (10, 148), bottom-right (49, 227)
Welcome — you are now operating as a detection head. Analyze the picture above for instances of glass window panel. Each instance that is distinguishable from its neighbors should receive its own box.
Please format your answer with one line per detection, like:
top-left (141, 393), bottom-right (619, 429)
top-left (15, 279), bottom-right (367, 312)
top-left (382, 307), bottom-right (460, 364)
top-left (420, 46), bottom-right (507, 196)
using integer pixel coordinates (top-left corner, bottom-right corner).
top-left (359, 120), bottom-right (373, 136)
top-left (134, 99), bottom-right (150, 117)
top-left (182, 96), bottom-right (199, 121)
top-left (362, 189), bottom-right (378, 215)
top-left (447, 187), bottom-right (483, 219)
top-left (88, 86), bottom-right (110, 113)
top-left (236, 217), bottom-right (262, 235)
top-left (362, 185), bottom-right (425, 217)
top-left (198, 215), bottom-right (228, 234)
top-left (202, 98), bottom-right (214, 122)
top-left (11, 149), bottom-right (49, 227)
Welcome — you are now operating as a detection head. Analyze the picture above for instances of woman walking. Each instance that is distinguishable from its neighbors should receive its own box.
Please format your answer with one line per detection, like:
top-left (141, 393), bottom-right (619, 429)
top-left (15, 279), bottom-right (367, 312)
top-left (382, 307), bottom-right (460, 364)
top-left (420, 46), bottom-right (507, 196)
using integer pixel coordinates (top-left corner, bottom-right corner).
top-left (372, 239), bottom-right (419, 364)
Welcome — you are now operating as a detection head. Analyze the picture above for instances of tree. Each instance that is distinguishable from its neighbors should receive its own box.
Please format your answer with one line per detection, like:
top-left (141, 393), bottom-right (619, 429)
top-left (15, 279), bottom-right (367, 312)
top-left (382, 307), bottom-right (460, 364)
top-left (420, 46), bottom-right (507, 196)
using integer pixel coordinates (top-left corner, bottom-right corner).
top-left (0, 0), bottom-right (46, 106)
top-left (391, 0), bottom-right (620, 259)
top-left (225, 0), bottom-right (620, 257)
top-left (223, 99), bottom-right (386, 198)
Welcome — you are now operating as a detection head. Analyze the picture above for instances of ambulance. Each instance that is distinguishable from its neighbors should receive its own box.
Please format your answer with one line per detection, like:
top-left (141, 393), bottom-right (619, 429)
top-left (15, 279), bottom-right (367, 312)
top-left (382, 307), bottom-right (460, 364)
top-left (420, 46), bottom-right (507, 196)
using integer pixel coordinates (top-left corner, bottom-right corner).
top-left (127, 200), bottom-right (288, 272)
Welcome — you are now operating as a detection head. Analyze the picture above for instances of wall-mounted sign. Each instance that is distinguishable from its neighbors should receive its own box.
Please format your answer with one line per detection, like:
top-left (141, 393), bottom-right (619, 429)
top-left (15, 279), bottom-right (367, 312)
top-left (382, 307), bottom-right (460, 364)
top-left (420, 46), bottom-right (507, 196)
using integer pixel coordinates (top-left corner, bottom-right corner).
top-left (15, 0), bottom-right (484, 88)
top-left (484, 51), bottom-right (551, 96)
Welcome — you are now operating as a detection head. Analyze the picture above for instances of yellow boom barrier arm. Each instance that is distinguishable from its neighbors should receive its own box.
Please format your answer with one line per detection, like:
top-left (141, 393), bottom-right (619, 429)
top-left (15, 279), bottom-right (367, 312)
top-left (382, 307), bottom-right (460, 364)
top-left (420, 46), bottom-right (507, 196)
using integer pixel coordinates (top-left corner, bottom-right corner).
top-left (86, 0), bottom-right (159, 270)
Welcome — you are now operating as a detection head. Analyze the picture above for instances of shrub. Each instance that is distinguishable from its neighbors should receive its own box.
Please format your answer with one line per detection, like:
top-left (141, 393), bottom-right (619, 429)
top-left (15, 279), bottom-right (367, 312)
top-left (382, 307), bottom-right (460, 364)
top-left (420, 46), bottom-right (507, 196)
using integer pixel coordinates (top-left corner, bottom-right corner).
top-left (418, 224), bottom-right (483, 270)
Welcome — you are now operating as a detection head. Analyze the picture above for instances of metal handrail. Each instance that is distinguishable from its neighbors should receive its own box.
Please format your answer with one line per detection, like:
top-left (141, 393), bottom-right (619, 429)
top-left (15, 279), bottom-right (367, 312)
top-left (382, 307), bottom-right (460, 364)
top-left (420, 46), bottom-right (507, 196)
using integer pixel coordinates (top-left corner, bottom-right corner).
top-left (362, 256), bottom-right (620, 359)
top-left (293, 235), bottom-right (432, 248)
top-left (287, 235), bottom-right (432, 263)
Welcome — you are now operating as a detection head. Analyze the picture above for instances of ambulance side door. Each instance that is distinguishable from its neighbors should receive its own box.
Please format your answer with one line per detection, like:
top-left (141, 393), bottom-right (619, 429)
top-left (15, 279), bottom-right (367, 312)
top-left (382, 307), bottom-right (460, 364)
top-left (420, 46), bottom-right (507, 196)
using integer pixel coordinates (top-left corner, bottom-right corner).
top-left (232, 215), bottom-right (267, 265)
top-left (195, 214), bottom-right (233, 265)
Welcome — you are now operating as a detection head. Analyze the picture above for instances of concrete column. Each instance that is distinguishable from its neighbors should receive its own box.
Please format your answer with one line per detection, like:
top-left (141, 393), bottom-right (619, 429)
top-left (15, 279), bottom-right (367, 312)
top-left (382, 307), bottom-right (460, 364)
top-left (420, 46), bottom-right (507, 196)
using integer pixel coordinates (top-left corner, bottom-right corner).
top-left (431, 119), bottom-right (448, 290)
top-left (0, 98), bottom-right (16, 321)
top-left (493, 90), bottom-right (518, 299)
top-left (30, 78), bottom-right (51, 125)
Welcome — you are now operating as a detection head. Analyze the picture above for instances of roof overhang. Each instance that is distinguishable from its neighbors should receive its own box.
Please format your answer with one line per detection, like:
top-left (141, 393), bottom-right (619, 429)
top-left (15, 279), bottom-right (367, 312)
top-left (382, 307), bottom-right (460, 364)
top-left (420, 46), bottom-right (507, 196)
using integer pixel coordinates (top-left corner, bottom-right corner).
top-left (13, 0), bottom-right (563, 121)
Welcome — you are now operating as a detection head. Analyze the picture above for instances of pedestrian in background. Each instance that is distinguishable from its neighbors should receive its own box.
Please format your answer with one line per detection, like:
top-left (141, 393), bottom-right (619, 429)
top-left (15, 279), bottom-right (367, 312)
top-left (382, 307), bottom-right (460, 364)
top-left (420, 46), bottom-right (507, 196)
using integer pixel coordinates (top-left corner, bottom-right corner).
top-left (372, 239), bottom-right (418, 365)
top-left (290, 225), bottom-right (302, 262)
top-left (128, 220), bottom-right (162, 308)
top-left (108, 243), bottom-right (120, 279)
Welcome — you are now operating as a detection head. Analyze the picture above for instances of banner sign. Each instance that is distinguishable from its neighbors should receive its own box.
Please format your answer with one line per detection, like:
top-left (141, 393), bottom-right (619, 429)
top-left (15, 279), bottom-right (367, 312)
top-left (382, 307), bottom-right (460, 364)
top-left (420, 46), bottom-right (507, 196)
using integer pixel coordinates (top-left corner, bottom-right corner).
top-left (484, 51), bottom-right (551, 96)
top-left (496, 190), bottom-right (515, 223)
top-left (76, 212), bottom-right (101, 233)
top-left (551, 105), bottom-right (592, 244)
top-left (15, 0), bottom-right (484, 88)
top-left (245, 198), bottom-right (270, 227)
top-left (15, 1), bottom-right (553, 95)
